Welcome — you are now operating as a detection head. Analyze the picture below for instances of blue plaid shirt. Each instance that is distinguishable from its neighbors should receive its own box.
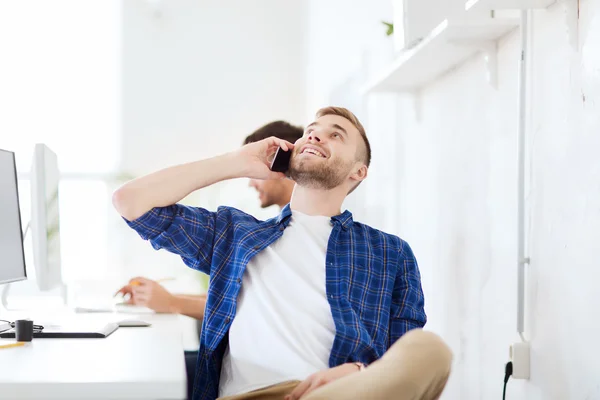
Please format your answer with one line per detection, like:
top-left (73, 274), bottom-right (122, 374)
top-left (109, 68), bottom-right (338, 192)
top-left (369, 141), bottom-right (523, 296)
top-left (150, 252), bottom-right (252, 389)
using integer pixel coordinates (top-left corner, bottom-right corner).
top-left (126, 203), bottom-right (426, 400)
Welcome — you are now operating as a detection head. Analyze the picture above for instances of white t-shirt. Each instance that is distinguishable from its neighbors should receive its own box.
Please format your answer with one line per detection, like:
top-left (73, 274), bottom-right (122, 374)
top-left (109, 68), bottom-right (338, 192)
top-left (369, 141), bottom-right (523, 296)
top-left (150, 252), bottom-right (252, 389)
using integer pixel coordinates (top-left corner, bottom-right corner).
top-left (218, 210), bottom-right (336, 398)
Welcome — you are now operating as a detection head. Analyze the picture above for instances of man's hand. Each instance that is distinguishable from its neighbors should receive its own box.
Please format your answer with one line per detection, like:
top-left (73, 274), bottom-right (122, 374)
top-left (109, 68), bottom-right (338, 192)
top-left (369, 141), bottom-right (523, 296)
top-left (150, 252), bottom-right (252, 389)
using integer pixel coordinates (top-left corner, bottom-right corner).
top-left (235, 136), bottom-right (295, 180)
top-left (114, 277), bottom-right (174, 313)
top-left (286, 363), bottom-right (360, 400)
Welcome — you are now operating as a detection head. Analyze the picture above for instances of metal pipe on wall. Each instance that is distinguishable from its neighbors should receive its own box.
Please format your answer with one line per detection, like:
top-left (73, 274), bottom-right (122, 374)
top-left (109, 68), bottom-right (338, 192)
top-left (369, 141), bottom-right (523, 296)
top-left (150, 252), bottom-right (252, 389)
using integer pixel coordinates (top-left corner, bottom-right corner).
top-left (517, 9), bottom-right (531, 341)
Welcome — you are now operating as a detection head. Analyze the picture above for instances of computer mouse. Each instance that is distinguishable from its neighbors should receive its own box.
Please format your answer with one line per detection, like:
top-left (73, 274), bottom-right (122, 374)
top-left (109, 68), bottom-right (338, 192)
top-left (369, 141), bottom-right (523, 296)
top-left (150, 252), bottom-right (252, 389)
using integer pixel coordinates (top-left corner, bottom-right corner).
top-left (117, 319), bottom-right (151, 327)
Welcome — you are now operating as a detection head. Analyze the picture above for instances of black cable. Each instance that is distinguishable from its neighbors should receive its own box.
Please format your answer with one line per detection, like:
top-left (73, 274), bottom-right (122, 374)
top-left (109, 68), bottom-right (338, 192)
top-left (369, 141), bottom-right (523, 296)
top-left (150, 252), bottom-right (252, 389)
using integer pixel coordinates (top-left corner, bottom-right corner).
top-left (503, 361), bottom-right (513, 400)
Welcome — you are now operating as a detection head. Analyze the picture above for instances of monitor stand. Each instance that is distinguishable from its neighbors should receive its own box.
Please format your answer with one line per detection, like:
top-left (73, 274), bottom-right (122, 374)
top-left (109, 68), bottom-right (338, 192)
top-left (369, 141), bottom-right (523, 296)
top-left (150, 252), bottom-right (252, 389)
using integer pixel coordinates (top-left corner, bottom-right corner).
top-left (0, 294), bottom-right (10, 333)
top-left (0, 285), bottom-right (14, 333)
top-left (2, 220), bottom-right (68, 311)
top-left (0, 220), bottom-right (31, 310)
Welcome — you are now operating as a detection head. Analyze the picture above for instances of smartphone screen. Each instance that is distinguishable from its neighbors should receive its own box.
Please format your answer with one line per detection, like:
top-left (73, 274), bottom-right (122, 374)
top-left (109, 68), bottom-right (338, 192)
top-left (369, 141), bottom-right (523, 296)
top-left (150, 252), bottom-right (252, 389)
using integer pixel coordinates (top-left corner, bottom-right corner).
top-left (270, 147), bottom-right (291, 173)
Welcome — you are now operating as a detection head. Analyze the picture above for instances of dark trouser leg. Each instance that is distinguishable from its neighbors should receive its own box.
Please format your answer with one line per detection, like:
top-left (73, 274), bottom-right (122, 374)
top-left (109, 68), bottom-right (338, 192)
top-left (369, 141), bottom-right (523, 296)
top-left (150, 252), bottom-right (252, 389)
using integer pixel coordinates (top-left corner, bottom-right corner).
top-left (184, 350), bottom-right (199, 400)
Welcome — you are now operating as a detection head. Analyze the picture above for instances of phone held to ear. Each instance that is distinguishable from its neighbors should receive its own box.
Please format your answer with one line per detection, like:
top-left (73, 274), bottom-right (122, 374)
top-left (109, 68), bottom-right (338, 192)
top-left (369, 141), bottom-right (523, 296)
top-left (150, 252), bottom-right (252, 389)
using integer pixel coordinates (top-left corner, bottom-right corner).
top-left (270, 147), bottom-right (291, 173)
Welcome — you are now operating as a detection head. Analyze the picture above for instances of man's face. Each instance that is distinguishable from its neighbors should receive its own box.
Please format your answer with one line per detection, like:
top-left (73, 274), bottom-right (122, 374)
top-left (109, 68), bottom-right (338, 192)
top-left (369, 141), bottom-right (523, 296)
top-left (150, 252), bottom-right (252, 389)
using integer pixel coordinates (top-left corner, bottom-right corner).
top-left (288, 114), bottom-right (363, 190)
top-left (248, 178), bottom-right (290, 208)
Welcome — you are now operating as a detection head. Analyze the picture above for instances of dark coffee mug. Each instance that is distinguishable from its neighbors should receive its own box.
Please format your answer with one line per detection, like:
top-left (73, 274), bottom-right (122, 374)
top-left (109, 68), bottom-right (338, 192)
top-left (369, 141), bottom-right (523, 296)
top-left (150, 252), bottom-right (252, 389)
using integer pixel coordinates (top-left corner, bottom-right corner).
top-left (15, 319), bottom-right (33, 342)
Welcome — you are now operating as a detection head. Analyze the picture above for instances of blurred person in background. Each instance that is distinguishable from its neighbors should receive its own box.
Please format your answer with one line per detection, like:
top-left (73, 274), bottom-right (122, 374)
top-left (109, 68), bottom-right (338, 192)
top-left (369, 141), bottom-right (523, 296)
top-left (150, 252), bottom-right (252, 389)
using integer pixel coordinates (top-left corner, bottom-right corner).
top-left (115, 120), bottom-right (304, 400)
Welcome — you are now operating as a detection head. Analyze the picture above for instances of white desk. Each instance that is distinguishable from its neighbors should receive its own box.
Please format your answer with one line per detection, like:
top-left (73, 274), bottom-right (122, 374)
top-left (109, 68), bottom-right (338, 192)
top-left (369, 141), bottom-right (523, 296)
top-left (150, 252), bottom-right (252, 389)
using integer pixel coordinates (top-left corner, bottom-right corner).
top-left (0, 311), bottom-right (187, 399)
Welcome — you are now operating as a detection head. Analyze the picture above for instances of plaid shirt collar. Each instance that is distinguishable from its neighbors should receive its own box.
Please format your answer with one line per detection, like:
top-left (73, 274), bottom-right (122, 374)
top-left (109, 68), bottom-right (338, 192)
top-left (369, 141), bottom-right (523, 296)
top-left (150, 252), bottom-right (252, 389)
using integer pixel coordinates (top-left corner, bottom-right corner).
top-left (276, 203), bottom-right (354, 230)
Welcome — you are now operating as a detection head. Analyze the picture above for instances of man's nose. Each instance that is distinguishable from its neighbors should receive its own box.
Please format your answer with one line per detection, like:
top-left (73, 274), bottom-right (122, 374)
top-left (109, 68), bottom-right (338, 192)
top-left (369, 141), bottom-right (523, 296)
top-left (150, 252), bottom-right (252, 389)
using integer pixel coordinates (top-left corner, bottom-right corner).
top-left (307, 131), bottom-right (322, 143)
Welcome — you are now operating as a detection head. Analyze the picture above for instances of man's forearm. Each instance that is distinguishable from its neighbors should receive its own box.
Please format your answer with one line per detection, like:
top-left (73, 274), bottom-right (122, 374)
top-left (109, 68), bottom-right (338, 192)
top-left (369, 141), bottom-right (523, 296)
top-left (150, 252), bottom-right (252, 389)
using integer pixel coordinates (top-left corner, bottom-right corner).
top-left (113, 153), bottom-right (241, 221)
top-left (170, 295), bottom-right (207, 320)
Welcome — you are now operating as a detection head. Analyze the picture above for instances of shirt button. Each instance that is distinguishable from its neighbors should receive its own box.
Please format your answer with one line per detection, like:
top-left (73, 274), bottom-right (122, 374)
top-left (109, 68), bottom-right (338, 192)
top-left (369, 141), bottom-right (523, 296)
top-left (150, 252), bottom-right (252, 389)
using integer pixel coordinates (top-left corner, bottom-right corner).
top-left (253, 246), bottom-right (260, 251)
top-left (237, 278), bottom-right (242, 284)
top-left (226, 317), bottom-right (231, 324)
top-left (279, 226), bottom-right (285, 231)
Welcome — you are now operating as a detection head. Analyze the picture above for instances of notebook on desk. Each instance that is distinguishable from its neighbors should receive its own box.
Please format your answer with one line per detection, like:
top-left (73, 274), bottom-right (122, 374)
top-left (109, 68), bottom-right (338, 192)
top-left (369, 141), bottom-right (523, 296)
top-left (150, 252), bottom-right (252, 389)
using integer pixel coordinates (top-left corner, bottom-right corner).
top-left (0, 321), bottom-right (119, 339)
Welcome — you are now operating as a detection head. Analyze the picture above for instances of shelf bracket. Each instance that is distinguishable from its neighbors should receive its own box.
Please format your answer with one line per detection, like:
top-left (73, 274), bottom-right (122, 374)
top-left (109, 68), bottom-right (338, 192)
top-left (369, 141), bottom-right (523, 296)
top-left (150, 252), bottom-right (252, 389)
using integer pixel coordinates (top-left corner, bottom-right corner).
top-left (481, 41), bottom-right (498, 89)
top-left (566, 0), bottom-right (579, 50)
top-left (450, 38), bottom-right (499, 89)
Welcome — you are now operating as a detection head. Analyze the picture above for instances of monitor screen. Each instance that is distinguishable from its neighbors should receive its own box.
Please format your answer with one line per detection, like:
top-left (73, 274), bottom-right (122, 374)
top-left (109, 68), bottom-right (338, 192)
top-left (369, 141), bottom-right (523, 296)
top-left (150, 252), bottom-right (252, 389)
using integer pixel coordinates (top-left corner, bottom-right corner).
top-left (0, 149), bottom-right (27, 285)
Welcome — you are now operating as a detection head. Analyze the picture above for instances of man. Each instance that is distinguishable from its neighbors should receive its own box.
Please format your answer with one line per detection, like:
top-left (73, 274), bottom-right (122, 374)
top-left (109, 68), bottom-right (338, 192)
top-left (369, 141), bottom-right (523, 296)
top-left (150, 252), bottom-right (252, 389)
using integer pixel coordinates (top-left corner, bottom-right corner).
top-left (113, 107), bottom-right (452, 400)
top-left (115, 121), bottom-right (304, 400)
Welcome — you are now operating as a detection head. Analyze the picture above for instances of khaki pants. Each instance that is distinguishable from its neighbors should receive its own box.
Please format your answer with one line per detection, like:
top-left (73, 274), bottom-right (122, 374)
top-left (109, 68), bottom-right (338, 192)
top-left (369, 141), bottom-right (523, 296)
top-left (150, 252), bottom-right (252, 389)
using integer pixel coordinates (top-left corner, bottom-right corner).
top-left (218, 329), bottom-right (452, 400)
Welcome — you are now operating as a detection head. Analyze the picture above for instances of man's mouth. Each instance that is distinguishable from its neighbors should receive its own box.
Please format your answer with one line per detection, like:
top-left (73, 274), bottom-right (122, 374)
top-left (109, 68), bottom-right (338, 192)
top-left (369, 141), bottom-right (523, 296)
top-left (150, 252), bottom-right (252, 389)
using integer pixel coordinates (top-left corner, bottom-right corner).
top-left (300, 146), bottom-right (327, 158)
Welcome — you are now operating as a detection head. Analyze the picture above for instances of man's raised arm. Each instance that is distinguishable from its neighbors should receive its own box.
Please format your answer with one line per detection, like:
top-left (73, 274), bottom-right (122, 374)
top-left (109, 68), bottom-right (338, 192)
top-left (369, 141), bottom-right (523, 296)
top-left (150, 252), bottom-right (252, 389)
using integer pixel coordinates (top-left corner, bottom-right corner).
top-left (112, 137), bottom-right (294, 221)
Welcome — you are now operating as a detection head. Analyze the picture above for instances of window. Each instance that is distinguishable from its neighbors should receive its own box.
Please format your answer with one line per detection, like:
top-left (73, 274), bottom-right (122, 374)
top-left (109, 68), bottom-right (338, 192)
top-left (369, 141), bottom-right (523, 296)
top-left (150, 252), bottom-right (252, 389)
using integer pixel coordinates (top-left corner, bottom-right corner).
top-left (1, 1), bottom-right (121, 285)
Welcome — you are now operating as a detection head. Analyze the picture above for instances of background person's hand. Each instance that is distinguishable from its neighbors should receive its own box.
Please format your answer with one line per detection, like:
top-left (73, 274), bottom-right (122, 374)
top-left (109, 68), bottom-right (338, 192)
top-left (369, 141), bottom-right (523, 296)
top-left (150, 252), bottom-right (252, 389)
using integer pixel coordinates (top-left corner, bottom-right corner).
top-left (114, 282), bottom-right (135, 301)
top-left (115, 277), bottom-right (175, 313)
top-left (234, 136), bottom-right (295, 180)
top-left (286, 363), bottom-right (360, 400)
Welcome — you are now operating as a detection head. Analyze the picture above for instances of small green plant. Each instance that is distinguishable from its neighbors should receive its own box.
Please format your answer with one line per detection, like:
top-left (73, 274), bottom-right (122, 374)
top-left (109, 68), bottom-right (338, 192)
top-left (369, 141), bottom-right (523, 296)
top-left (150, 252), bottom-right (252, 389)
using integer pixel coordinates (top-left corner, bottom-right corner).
top-left (382, 21), bottom-right (394, 36)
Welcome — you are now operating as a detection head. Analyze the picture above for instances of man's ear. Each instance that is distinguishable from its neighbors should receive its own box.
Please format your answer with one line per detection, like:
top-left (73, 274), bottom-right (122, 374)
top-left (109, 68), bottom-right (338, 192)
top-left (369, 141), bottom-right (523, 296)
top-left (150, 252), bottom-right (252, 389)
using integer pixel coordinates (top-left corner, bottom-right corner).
top-left (350, 164), bottom-right (368, 183)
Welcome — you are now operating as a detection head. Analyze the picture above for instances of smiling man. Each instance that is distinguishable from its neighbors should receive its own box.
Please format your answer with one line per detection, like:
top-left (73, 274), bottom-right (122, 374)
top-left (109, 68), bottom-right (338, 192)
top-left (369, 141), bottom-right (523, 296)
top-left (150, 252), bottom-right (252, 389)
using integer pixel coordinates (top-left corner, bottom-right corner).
top-left (113, 107), bottom-right (452, 400)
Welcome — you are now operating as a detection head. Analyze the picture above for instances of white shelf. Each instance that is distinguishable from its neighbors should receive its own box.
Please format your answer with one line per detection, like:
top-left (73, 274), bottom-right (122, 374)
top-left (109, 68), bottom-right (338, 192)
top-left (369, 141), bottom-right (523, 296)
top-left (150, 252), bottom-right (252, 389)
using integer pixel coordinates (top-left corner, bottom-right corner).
top-left (362, 18), bottom-right (518, 93)
top-left (466, 0), bottom-right (556, 12)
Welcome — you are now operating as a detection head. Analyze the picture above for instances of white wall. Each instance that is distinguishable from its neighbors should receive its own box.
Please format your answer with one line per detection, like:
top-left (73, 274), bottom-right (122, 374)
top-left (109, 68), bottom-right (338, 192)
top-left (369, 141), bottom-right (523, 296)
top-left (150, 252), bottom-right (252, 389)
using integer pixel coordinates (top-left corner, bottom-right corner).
top-left (308, 0), bottom-right (600, 399)
top-left (0, 0), bottom-right (121, 174)
top-left (395, 1), bottom-right (600, 399)
top-left (120, 0), bottom-right (306, 174)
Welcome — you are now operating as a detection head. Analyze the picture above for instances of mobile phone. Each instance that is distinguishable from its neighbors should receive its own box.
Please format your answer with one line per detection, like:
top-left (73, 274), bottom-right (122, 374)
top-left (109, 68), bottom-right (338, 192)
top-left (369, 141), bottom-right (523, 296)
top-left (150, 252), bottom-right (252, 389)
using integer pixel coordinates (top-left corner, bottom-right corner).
top-left (270, 147), bottom-right (292, 173)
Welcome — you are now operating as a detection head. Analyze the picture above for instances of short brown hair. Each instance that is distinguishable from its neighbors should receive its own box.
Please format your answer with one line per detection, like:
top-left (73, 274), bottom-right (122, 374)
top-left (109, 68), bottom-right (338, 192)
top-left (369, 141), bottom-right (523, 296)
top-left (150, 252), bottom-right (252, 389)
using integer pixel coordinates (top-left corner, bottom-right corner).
top-left (315, 106), bottom-right (371, 167)
top-left (244, 120), bottom-right (304, 145)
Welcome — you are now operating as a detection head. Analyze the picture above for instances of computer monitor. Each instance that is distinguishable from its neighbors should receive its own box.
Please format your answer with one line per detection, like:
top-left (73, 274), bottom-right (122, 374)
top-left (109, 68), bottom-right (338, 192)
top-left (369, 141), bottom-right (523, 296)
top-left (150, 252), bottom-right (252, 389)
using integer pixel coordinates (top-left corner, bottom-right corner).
top-left (0, 149), bottom-right (27, 286)
top-left (30, 144), bottom-right (63, 291)
top-left (0, 147), bottom-right (117, 338)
